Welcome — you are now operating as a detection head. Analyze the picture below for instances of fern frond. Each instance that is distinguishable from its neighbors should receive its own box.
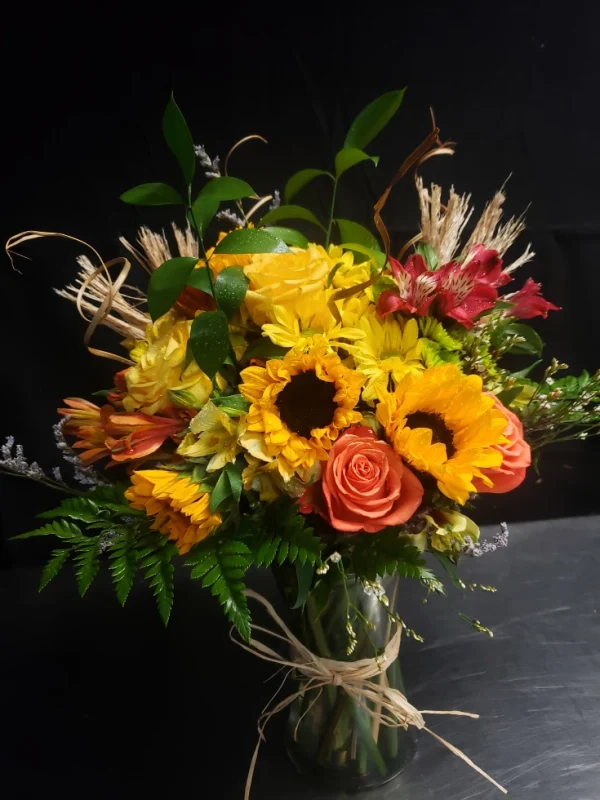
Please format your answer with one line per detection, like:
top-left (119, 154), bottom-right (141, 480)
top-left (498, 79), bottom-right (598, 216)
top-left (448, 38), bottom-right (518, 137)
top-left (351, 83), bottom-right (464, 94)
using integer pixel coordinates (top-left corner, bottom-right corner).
top-left (109, 532), bottom-right (138, 606)
top-left (38, 497), bottom-right (100, 523)
top-left (39, 548), bottom-right (73, 591)
top-left (73, 538), bottom-right (101, 596)
top-left (139, 539), bottom-right (177, 625)
top-left (253, 500), bottom-right (322, 568)
top-left (186, 538), bottom-right (252, 641)
top-left (352, 530), bottom-right (433, 583)
top-left (12, 520), bottom-right (84, 541)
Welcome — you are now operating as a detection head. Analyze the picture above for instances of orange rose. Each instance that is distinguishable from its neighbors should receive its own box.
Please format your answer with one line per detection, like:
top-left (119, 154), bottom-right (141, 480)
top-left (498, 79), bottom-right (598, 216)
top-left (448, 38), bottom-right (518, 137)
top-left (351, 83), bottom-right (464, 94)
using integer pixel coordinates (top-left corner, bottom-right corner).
top-left (300, 426), bottom-right (423, 533)
top-left (473, 396), bottom-right (531, 494)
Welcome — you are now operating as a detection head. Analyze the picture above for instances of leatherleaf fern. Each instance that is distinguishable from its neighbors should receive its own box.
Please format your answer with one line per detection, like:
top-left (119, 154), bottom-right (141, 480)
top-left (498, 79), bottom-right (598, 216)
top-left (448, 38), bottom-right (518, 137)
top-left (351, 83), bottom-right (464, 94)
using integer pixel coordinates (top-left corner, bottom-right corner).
top-left (12, 487), bottom-right (325, 641)
top-left (12, 483), bottom-right (180, 624)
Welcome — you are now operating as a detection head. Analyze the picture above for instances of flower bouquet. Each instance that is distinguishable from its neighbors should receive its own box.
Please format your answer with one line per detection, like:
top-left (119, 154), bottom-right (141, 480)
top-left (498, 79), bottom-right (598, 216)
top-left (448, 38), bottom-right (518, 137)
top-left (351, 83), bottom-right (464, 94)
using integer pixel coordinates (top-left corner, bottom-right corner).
top-left (5, 91), bottom-right (600, 797)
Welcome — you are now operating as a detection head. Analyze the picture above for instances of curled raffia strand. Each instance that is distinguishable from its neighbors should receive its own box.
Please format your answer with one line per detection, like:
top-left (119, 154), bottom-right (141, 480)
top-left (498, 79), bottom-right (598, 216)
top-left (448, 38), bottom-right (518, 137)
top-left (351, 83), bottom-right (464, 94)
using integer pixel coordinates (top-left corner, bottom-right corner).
top-left (232, 589), bottom-right (507, 799)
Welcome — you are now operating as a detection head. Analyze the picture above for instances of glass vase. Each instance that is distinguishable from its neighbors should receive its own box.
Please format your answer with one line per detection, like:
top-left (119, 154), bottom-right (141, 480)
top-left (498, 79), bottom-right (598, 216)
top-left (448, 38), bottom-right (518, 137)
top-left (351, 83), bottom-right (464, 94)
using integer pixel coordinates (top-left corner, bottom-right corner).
top-left (276, 568), bottom-right (417, 791)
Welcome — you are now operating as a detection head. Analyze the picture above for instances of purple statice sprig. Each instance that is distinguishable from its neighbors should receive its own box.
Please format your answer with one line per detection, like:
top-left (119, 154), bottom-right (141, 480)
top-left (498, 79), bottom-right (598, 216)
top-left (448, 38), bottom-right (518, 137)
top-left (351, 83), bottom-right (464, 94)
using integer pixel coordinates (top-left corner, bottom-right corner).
top-left (463, 522), bottom-right (509, 557)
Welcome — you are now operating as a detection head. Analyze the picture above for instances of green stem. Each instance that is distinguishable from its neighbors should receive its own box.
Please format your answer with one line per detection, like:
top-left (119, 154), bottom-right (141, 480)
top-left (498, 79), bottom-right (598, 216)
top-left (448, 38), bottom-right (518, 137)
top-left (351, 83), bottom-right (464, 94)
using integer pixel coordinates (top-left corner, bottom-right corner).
top-left (0, 468), bottom-right (83, 496)
top-left (325, 179), bottom-right (338, 248)
top-left (351, 702), bottom-right (387, 777)
top-left (187, 190), bottom-right (241, 374)
top-left (316, 693), bottom-right (348, 764)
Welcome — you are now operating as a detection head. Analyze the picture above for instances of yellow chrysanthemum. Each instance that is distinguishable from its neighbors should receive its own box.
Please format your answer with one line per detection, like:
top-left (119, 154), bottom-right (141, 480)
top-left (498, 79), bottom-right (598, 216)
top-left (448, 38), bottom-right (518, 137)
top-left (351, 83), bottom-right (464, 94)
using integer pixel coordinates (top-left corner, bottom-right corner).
top-left (177, 401), bottom-right (240, 471)
top-left (239, 336), bottom-right (364, 481)
top-left (375, 364), bottom-right (508, 504)
top-left (347, 310), bottom-right (425, 402)
top-left (125, 469), bottom-right (221, 554)
top-left (123, 312), bottom-right (212, 415)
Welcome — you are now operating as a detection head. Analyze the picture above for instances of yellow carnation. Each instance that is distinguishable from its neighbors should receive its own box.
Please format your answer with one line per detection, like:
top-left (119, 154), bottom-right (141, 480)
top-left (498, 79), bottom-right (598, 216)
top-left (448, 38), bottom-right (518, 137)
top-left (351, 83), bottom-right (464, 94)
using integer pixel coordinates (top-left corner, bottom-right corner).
top-left (122, 312), bottom-right (212, 415)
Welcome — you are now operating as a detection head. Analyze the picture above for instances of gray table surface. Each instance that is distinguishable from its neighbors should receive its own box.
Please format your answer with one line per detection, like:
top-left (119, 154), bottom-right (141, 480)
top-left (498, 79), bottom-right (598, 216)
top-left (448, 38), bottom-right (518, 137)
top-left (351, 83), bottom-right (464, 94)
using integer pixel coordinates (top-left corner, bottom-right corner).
top-left (2, 515), bottom-right (599, 799)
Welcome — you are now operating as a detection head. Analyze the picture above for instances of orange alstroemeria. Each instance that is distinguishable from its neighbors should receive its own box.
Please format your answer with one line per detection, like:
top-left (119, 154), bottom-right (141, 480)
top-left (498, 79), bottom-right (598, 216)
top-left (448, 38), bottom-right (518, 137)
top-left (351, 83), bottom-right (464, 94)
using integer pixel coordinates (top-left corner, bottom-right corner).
top-left (58, 398), bottom-right (188, 466)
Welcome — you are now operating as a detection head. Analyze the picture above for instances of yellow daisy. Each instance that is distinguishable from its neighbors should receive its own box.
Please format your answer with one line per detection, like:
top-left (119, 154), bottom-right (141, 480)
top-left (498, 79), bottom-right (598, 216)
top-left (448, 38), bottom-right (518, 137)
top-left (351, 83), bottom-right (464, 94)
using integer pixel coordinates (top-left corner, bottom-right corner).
top-left (375, 364), bottom-right (508, 504)
top-left (239, 336), bottom-right (364, 481)
top-left (347, 309), bottom-right (425, 402)
top-left (177, 401), bottom-right (240, 471)
top-left (125, 470), bottom-right (222, 554)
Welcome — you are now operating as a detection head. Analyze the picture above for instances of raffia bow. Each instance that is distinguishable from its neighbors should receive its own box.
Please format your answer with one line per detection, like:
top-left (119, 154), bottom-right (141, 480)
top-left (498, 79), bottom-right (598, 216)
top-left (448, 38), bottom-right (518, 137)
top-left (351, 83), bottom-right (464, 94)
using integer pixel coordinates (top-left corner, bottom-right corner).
top-left (233, 589), bottom-right (507, 799)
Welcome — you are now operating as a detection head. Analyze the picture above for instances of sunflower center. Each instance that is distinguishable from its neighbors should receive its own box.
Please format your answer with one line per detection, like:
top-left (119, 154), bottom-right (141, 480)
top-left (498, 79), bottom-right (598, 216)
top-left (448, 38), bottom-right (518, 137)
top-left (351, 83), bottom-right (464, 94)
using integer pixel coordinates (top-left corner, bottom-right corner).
top-left (276, 371), bottom-right (337, 439)
top-left (405, 411), bottom-right (456, 457)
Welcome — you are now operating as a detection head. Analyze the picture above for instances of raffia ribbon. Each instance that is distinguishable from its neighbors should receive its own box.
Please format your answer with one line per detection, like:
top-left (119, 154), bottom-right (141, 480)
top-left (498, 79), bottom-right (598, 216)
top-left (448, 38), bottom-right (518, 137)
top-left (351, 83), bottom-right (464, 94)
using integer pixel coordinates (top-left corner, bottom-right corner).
top-left (233, 589), bottom-right (507, 799)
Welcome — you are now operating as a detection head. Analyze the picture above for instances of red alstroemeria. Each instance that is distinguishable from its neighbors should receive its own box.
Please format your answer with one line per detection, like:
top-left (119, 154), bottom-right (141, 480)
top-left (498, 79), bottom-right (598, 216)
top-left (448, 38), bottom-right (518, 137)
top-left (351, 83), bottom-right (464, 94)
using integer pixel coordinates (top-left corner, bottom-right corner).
top-left (58, 399), bottom-right (187, 466)
top-left (504, 278), bottom-right (560, 320)
top-left (435, 246), bottom-right (510, 329)
top-left (377, 255), bottom-right (439, 317)
top-left (377, 246), bottom-right (514, 329)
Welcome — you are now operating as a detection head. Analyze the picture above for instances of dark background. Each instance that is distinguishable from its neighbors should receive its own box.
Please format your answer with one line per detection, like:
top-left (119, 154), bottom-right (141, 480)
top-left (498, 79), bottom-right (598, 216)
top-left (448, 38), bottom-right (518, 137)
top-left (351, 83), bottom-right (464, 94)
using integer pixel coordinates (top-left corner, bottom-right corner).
top-left (2, 0), bottom-right (600, 564)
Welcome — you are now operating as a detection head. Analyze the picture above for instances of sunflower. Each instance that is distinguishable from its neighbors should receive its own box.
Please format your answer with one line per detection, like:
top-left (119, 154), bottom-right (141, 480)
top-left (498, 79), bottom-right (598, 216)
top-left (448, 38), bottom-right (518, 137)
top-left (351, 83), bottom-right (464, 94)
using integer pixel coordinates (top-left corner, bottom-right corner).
top-left (239, 336), bottom-right (364, 481)
top-left (125, 470), bottom-right (221, 554)
top-left (375, 364), bottom-right (508, 504)
top-left (347, 310), bottom-right (424, 402)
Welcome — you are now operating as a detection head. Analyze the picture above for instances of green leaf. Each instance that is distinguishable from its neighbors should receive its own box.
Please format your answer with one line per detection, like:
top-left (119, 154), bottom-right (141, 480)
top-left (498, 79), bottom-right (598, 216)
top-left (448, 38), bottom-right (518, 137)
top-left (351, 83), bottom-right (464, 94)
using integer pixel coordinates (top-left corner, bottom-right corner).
top-left (188, 310), bottom-right (230, 379)
top-left (260, 204), bottom-right (326, 231)
top-left (187, 537), bottom-right (252, 641)
top-left (225, 461), bottom-right (244, 504)
top-left (39, 548), bottom-right (72, 591)
top-left (85, 483), bottom-right (129, 507)
top-left (214, 228), bottom-right (288, 254)
top-left (292, 561), bottom-right (315, 609)
top-left (339, 243), bottom-right (386, 269)
top-left (415, 242), bottom-right (440, 271)
top-left (74, 540), bottom-right (100, 597)
top-left (162, 93), bottom-right (196, 186)
top-left (186, 267), bottom-right (213, 295)
top-left (190, 193), bottom-right (220, 238)
top-left (210, 469), bottom-right (232, 513)
top-left (38, 497), bottom-right (100, 524)
top-left (109, 532), bottom-right (137, 606)
top-left (335, 219), bottom-right (380, 252)
top-left (334, 147), bottom-right (379, 178)
top-left (511, 360), bottom-right (543, 379)
top-left (12, 520), bottom-right (83, 541)
top-left (284, 169), bottom-right (333, 203)
top-left (214, 266), bottom-right (249, 319)
top-left (120, 183), bottom-right (184, 206)
top-left (241, 338), bottom-right (289, 364)
top-left (492, 322), bottom-right (543, 356)
top-left (497, 386), bottom-right (525, 408)
top-left (213, 394), bottom-right (251, 416)
top-left (344, 89), bottom-right (406, 150)
top-left (147, 257), bottom-right (199, 321)
top-left (201, 176), bottom-right (255, 200)
top-left (263, 226), bottom-right (309, 248)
